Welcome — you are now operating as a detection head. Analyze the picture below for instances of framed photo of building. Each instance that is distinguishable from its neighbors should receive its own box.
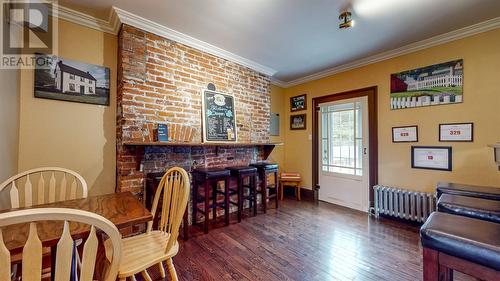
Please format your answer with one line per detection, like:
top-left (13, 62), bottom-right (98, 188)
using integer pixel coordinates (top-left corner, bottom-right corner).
top-left (390, 59), bottom-right (463, 110)
top-left (34, 54), bottom-right (110, 106)
top-left (392, 125), bottom-right (418, 143)
top-left (439, 123), bottom-right (473, 142)
top-left (290, 114), bottom-right (306, 130)
top-left (290, 94), bottom-right (307, 112)
top-left (411, 146), bottom-right (452, 171)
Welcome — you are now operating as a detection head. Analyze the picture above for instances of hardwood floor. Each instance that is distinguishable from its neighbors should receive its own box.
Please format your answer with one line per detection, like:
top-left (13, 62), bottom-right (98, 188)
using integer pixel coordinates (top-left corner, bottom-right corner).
top-left (152, 199), bottom-right (476, 280)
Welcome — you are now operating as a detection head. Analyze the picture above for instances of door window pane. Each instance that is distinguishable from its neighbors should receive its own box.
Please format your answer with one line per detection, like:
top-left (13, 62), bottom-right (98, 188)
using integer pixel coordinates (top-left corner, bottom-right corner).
top-left (321, 102), bottom-right (363, 176)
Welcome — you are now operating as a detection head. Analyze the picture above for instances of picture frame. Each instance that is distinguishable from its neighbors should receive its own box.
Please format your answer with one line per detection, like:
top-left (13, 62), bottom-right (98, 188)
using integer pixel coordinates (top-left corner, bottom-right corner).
top-left (290, 94), bottom-right (307, 112)
top-left (439, 122), bottom-right (473, 142)
top-left (392, 125), bottom-right (418, 143)
top-left (390, 59), bottom-right (463, 110)
top-left (201, 90), bottom-right (237, 142)
top-left (290, 114), bottom-right (306, 130)
top-left (34, 53), bottom-right (110, 106)
top-left (411, 146), bottom-right (452, 171)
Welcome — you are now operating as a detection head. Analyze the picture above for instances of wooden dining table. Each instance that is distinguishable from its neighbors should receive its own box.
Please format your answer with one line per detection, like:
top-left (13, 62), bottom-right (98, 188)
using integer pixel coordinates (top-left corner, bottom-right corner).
top-left (2, 191), bottom-right (152, 254)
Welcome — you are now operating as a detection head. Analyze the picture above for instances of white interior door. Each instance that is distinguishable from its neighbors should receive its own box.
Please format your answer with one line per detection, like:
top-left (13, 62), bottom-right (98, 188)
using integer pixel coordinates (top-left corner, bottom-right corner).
top-left (318, 97), bottom-right (369, 212)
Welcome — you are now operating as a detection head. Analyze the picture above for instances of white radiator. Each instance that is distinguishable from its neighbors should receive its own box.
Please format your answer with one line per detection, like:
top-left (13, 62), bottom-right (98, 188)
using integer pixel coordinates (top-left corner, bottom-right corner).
top-left (372, 185), bottom-right (436, 223)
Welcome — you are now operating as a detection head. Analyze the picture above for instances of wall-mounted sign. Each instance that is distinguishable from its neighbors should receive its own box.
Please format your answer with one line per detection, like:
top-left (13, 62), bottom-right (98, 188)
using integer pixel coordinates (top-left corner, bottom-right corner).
top-left (290, 94), bottom-right (307, 112)
top-left (411, 146), bottom-right (452, 171)
top-left (202, 90), bottom-right (237, 142)
top-left (392, 126), bottom-right (418, 143)
top-left (439, 123), bottom-right (473, 142)
top-left (157, 124), bottom-right (168, 142)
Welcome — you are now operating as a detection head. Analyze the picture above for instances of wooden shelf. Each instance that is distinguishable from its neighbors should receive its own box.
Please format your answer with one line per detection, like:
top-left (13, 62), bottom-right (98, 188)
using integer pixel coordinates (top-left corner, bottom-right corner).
top-left (123, 141), bottom-right (283, 147)
top-left (123, 141), bottom-right (283, 169)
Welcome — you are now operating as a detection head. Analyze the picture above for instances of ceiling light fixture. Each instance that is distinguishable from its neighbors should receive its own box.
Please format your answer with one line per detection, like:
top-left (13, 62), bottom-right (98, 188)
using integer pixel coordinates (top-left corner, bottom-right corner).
top-left (339, 11), bottom-right (354, 29)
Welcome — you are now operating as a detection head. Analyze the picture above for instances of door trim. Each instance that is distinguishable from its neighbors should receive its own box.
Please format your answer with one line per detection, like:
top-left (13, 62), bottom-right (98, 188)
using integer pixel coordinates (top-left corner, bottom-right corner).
top-left (312, 86), bottom-right (378, 207)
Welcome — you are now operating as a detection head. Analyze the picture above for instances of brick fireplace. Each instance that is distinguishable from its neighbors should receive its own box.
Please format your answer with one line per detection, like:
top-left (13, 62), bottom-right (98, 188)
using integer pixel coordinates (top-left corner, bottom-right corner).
top-left (116, 24), bottom-right (273, 198)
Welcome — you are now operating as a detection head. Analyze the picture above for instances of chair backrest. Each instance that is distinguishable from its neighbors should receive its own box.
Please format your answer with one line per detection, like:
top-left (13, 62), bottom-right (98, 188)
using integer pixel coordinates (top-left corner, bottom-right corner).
top-left (0, 167), bottom-right (88, 209)
top-left (0, 208), bottom-right (122, 281)
top-left (148, 167), bottom-right (190, 253)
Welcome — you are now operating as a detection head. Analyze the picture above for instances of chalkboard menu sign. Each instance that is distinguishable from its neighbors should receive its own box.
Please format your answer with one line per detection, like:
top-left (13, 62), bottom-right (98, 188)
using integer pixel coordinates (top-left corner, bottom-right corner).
top-left (202, 90), bottom-right (237, 142)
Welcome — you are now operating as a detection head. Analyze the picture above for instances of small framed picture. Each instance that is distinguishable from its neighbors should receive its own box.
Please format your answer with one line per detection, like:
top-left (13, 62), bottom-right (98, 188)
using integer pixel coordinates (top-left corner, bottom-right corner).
top-left (290, 94), bottom-right (307, 112)
top-left (411, 146), bottom-right (452, 171)
top-left (290, 114), bottom-right (306, 130)
top-left (439, 123), bottom-right (473, 142)
top-left (392, 126), bottom-right (418, 143)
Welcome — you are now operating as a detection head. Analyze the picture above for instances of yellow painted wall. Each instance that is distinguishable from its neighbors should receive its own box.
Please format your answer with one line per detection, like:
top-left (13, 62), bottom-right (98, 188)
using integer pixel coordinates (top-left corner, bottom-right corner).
top-left (0, 69), bottom-right (19, 183)
top-left (282, 29), bottom-right (500, 192)
top-left (17, 19), bottom-right (117, 196)
top-left (268, 85), bottom-right (286, 170)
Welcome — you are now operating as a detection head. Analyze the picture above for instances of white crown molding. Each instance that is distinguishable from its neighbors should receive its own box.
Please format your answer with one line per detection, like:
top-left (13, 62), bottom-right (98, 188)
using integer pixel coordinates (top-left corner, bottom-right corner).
top-left (113, 7), bottom-right (277, 77)
top-left (51, 3), bottom-right (118, 34)
top-left (270, 78), bottom-right (288, 88)
top-left (280, 16), bottom-right (500, 88)
top-left (50, 4), bottom-right (499, 88)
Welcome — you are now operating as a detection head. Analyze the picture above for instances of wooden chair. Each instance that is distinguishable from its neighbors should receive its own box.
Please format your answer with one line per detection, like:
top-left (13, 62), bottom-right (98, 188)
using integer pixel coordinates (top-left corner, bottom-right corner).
top-left (0, 207), bottom-right (122, 281)
top-left (105, 167), bottom-right (190, 281)
top-left (279, 172), bottom-right (302, 201)
top-left (0, 167), bottom-right (88, 209)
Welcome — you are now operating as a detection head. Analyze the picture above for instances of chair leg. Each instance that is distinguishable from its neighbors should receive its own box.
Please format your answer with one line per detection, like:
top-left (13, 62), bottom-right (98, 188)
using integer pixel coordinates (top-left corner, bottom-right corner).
top-left (212, 182), bottom-right (217, 222)
top-left (439, 264), bottom-right (453, 281)
top-left (262, 173), bottom-right (267, 213)
top-left (131, 275), bottom-right (137, 281)
top-left (423, 248), bottom-right (439, 281)
top-left (204, 181), bottom-right (210, 234)
top-left (166, 258), bottom-right (179, 281)
top-left (158, 261), bottom-right (166, 278)
top-left (297, 184), bottom-right (301, 201)
top-left (274, 172), bottom-right (279, 208)
top-left (224, 177), bottom-right (230, 226)
top-left (141, 270), bottom-right (152, 281)
top-left (280, 181), bottom-right (284, 200)
top-left (253, 175), bottom-right (258, 216)
top-left (237, 177), bottom-right (243, 223)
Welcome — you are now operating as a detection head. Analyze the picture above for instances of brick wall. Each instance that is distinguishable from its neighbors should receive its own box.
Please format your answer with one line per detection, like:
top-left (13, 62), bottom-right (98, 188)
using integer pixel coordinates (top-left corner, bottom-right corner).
top-left (116, 24), bottom-right (272, 195)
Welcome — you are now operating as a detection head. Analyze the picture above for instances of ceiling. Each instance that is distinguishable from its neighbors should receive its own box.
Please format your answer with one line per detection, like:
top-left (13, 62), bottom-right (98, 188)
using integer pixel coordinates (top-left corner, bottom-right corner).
top-left (59, 0), bottom-right (500, 83)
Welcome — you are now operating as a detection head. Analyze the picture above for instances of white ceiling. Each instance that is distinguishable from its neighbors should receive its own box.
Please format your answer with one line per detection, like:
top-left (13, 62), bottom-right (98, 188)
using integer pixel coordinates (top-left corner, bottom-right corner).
top-left (59, 0), bottom-right (500, 83)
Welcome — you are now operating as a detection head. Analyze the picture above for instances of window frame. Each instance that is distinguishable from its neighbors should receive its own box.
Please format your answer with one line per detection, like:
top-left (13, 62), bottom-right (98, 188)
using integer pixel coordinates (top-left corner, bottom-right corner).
top-left (320, 101), bottom-right (363, 178)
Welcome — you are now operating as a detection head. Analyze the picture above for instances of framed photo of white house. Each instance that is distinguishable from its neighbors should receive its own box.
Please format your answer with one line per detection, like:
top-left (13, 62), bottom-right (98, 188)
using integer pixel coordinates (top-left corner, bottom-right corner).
top-left (290, 114), bottom-right (306, 130)
top-left (390, 59), bottom-right (463, 110)
top-left (411, 146), bottom-right (452, 171)
top-left (34, 54), bottom-right (110, 106)
top-left (439, 122), bottom-right (473, 142)
top-left (202, 90), bottom-right (237, 142)
top-left (392, 125), bottom-right (418, 143)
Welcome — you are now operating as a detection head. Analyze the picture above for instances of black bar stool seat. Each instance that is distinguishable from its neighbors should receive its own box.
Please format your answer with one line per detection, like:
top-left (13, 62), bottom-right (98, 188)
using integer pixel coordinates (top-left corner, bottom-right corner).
top-left (226, 166), bottom-right (258, 221)
top-left (250, 162), bottom-right (279, 212)
top-left (437, 194), bottom-right (500, 224)
top-left (191, 168), bottom-right (231, 234)
top-left (249, 162), bottom-right (278, 170)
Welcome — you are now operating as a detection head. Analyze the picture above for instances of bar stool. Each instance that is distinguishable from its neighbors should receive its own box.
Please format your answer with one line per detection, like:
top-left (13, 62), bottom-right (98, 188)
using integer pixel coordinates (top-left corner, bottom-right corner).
top-left (191, 168), bottom-right (231, 234)
top-left (249, 162), bottom-right (279, 213)
top-left (226, 166), bottom-right (258, 222)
